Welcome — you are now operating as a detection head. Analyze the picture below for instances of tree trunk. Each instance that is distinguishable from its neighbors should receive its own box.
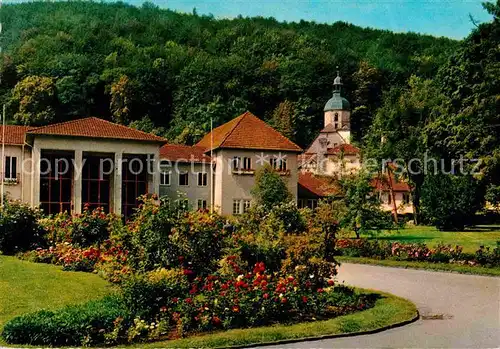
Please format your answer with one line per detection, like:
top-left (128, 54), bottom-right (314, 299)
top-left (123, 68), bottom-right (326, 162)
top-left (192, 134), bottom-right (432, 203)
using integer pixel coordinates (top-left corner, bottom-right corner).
top-left (387, 168), bottom-right (399, 224)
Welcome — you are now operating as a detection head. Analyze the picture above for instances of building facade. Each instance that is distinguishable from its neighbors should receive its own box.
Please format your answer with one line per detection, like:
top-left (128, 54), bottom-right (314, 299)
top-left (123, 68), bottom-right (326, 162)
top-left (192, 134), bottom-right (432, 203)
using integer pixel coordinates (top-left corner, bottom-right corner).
top-left (1, 118), bottom-right (165, 217)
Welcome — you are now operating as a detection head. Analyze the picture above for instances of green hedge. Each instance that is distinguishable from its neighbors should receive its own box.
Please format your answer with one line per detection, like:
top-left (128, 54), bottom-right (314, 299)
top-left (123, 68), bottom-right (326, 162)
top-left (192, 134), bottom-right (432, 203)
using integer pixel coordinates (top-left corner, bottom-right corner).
top-left (1, 295), bottom-right (130, 346)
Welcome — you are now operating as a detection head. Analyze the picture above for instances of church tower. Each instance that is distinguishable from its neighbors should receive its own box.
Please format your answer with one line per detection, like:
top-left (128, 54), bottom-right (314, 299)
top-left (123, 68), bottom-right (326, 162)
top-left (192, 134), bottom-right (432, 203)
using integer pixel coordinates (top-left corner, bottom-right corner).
top-left (323, 69), bottom-right (351, 143)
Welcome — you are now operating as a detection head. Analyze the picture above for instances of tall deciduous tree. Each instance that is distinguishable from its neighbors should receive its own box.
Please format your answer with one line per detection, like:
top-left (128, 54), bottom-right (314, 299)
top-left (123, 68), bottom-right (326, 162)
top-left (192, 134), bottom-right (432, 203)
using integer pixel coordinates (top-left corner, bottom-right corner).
top-left (10, 75), bottom-right (56, 125)
top-left (364, 76), bottom-right (447, 224)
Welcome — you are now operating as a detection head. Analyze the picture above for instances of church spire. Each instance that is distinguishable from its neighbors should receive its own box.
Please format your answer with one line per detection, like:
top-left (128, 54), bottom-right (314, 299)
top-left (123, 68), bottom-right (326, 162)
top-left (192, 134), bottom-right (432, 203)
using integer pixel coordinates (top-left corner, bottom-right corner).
top-left (333, 66), bottom-right (343, 94)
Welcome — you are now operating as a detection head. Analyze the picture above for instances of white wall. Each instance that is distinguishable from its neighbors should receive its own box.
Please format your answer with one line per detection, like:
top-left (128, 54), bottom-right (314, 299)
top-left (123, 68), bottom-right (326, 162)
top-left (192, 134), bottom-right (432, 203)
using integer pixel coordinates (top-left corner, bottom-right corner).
top-left (214, 149), bottom-right (298, 215)
top-left (159, 162), bottom-right (211, 210)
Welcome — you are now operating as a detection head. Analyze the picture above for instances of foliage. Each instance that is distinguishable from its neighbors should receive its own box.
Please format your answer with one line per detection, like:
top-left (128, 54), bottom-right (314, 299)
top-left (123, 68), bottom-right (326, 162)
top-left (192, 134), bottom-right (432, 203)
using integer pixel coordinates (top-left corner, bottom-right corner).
top-left (9, 75), bottom-right (57, 125)
top-left (40, 206), bottom-right (117, 247)
top-left (1, 295), bottom-right (131, 346)
top-left (337, 172), bottom-right (392, 237)
top-left (251, 165), bottom-right (292, 210)
top-left (0, 201), bottom-right (45, 255)
top-left (421, 174), bottom-right (484, 230)
top-left (335, 238), bottom-right (500, 267)
top-left (1, 1), bottom-right (457, 146)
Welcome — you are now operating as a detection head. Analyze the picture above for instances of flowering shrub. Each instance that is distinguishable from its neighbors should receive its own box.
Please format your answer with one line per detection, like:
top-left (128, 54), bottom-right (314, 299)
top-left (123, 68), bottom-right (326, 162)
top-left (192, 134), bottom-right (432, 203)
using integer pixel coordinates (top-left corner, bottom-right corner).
top-left (41, 207), bottom-right (117, 247)
top-left (0, 201), bottom-right (45, 254)
top-left (335, 239), bottom-right (500, 267)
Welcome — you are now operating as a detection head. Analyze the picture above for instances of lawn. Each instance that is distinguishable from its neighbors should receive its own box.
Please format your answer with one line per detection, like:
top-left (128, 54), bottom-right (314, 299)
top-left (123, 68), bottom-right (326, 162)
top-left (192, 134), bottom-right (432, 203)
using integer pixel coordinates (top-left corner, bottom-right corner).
top-left (0, 255), bottom-right (113, 329)
top-left (364, 225), bottom-right (500, 253)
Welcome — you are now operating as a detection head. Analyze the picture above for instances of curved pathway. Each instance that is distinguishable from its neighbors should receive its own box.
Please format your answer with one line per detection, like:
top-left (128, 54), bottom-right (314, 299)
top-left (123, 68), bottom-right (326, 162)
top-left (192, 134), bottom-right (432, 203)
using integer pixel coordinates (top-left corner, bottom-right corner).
top-left (263, 263), bottom-right (500, 348)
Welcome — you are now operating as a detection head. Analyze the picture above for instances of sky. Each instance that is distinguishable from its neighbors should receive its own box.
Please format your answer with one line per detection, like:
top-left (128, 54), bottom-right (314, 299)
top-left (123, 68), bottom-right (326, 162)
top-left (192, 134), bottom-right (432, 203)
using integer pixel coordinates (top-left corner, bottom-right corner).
top-left (121, 0), bottom-right (493, 39)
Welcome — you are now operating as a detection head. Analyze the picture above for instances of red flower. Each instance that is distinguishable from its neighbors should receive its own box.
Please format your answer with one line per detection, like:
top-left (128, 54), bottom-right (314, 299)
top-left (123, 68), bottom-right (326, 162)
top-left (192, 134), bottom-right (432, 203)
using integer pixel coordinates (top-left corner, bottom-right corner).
top-left (172, 297), bottom-right (178, 303)
top-left (287, 276), bottom-right (294, 282)
top-left (263, 293), bottom-right (269, 300)
top-left (281, 297), bottom-right (288, 304)
top-left (232, 305), bottom-right (240, 313)
top-left (185, 298), bottom-right (193, 304)
top-left (160, 306), bottom-right (167, 312)
top-left (212, 316), bottom-right (222, 326)
top-left (327, 279), bottom-right (334, 286)
top-left (302, 296), bottom-right (308, 303)
top-left (305, 281), bottom-right (311, 288)
top-left (317, 288), bottom-right (324, 293)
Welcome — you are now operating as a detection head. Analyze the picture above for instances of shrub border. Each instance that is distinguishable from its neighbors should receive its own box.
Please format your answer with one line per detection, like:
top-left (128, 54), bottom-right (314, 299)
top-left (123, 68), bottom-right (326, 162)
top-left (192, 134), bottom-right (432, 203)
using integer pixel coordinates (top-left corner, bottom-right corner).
top-left (132, 289), bottom-right (418, 349)
top-left (337, 256), bottom-right (500, 277)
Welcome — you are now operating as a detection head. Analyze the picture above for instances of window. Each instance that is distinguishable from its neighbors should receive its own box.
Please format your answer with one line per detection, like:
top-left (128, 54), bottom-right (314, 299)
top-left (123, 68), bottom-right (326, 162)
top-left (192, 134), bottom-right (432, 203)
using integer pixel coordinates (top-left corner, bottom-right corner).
top-left (297, 199), bottom-right (305, 209)
top-left (243, 157), bottom-right (251, 170)
top-left (334, 113), bottom-right (339, 122)
top-left (179, 172), bottom-right (189, 186)
top-left (232, 156), bottom-right (241, 170)
top-left (232, 199), bottom-right (242, 215)
top-left (382, 192), bottom-right (392, 204)
top-left (243, 200), bottom-right (251, 213)
top-left (279, 158), bottom-right (287, 171)
top-left (4, 156), bottom-right (17, 179)
top-left (334, 123), bottom-right (338, 129)
top-left (270, 158), bottom-right (278, 169)
top-left (402, 192), bottom-right (411, 205)
top-left (160, 171), bottom-right (171, 186)
top-left (307, 199), bottom-right (318, 210)
top-left (198, 172), bottom-right (208, 186)
top-left (197, 199), bottom-right (207, 210)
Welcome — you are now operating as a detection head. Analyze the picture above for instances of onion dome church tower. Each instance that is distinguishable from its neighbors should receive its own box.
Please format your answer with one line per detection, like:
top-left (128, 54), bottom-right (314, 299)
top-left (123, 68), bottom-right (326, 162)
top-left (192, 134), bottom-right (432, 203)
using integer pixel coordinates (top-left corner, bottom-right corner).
top-left (323, 69), bottom-right (351, 143)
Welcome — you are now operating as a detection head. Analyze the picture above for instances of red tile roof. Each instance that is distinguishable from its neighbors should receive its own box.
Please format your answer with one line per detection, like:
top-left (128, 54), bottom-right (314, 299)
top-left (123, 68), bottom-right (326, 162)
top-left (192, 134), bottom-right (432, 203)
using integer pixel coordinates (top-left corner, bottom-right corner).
top-left (371, 176), bottom-right (411, 192)
top-left (298, 172), bottom-right (339, 197)
top-left (196, 111), bottom-right (302, 153)
top-left (28, 117), bottom-right (167, 143)
top-left (0, 125), bottom-right (33, 145)
top-left (320, 124), bottom-right (337, 133)
top-left (160, 144), bottom-right (211, 163)
top-left (327, 143), bottom-right (360, 155)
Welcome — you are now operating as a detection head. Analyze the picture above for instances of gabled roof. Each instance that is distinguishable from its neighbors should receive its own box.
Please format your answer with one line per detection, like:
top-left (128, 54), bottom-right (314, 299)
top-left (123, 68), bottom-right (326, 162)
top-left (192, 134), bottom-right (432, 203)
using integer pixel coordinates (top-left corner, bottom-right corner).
top-left (298, 172), bottom-right (339, 197)
top-left (320, 123), bottom-right (337, 133)
top-left (160, 144), bottom-right (211, 163)
top-left (327, 143), bottom-right (360, 156)
top-left (196, 111), bottom-right (302, 153)
top-left (0, 126), bottom-right (33, 145)
top-left (28, 117), bottom-right (167, 143)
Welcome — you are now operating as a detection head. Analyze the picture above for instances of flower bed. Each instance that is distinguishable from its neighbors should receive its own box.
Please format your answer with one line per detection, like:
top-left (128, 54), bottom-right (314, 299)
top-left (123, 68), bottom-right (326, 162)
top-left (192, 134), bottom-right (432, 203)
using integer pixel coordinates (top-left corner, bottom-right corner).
top-left (335, 238), bottom-right (500, 267)
top-left (2, 262), bottom-right (376, 346)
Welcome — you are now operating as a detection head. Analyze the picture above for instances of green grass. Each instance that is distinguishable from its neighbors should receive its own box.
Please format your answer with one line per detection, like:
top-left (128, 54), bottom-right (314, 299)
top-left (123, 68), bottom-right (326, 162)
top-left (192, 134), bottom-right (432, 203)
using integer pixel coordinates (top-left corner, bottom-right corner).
top-left (337, 256), bottom-right (500, 277)
top-left (0, 255), bottom-right (113, 329)
top-left (363, 225), bottom-right (500, 253)
top-left (126, 290), bottom-right (417, 349)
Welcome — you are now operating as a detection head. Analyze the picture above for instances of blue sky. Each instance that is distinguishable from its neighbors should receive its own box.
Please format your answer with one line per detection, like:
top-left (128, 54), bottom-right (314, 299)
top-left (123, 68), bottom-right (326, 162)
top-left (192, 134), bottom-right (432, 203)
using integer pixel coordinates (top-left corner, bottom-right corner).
top-left (123, 0), bottom-right (493, 39)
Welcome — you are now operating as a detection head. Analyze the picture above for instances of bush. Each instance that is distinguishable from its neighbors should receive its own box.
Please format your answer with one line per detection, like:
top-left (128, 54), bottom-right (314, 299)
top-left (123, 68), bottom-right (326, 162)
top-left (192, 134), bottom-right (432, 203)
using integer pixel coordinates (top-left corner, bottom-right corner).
top-left (0, 201), bottom-right (45, 254)
top-left (1, 295), bottom-right (131, 346)
top-left (41, 207), bottom-right (116, 247)
top-left (121, 269), bottom-right (189, 319)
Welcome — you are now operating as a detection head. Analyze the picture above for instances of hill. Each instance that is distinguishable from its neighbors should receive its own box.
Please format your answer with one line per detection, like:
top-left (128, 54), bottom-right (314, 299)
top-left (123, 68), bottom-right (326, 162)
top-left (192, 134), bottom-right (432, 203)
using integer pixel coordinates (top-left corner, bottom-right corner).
top-left (0, 1), bottom-right (458, 146)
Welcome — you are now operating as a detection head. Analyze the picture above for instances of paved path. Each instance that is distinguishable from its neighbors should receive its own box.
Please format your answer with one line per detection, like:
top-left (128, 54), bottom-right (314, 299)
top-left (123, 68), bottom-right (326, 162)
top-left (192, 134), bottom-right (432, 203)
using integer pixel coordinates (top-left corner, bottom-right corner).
top-left (263, 263), bottom-right (500, 348)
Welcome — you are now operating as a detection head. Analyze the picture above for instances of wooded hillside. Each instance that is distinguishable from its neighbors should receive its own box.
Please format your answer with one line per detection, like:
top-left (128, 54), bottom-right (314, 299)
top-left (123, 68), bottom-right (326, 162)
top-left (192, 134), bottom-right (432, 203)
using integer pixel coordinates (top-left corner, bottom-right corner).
top-left (0, 1), bottom-right (458, 146)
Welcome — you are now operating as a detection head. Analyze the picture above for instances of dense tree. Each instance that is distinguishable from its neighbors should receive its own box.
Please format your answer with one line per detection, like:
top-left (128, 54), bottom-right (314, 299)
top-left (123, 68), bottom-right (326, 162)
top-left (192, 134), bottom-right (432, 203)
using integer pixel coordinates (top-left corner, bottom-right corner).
top-left (251, 165), bottom-right (292, 210)
top-left (364, 76), bottom-right (448, 224)
top-left (9, 76), bottom-right (56, 125)
top-left (337, 172), bottom-right (389, 238)
top-left (421, 173), bottom-right (484, 230)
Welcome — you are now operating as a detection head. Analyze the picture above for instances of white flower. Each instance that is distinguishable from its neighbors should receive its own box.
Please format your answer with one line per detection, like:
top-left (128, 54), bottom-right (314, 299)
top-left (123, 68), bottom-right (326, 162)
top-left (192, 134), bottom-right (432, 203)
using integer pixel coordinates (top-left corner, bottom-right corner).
top-left (237, 274), bottom-right (244, 281)
top-left (279, 293), bottom-right (283, 298)
top-left (309, 274), bottom-right (314, 279)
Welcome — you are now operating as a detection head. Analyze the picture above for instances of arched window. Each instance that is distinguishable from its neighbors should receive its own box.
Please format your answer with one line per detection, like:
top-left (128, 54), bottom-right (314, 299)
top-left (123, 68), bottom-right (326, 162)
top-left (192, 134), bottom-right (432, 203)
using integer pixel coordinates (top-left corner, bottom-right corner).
top-left (334, 113), bottom-right (339, 122)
